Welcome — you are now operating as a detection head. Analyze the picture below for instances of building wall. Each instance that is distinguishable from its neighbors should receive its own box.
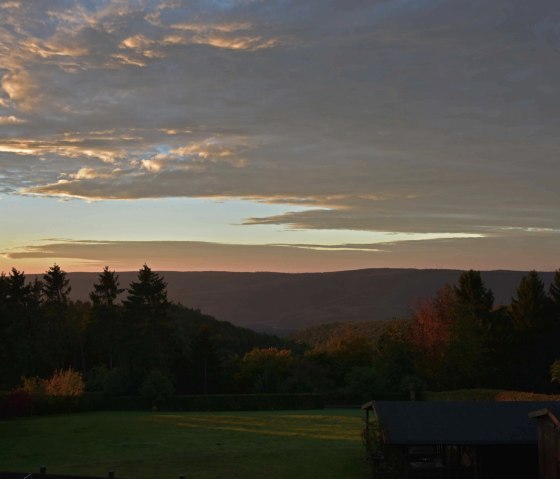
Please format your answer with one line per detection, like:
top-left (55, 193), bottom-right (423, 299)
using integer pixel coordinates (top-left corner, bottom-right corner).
top-left (537, 419), bottom-right (560, 479)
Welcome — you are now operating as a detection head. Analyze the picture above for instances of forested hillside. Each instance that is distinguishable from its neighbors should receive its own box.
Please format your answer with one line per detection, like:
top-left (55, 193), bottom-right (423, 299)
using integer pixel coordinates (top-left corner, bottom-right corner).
top-left (40, 269), bottom-right (555, 333)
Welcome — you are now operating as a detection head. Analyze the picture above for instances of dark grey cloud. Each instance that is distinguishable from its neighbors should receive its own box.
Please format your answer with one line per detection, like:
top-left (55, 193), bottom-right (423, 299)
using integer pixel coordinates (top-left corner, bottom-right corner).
top-left (1, 0), bottom-right (560, 239)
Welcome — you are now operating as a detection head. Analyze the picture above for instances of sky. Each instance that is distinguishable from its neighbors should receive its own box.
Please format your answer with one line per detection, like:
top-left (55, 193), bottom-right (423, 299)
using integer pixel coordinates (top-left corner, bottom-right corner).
top-left (1, 0), bottom-right (559, 273)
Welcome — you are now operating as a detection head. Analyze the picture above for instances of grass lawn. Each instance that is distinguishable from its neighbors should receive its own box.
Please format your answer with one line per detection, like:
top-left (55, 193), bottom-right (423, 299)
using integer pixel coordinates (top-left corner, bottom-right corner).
top-left (0, 409), bottom-right (369, 479)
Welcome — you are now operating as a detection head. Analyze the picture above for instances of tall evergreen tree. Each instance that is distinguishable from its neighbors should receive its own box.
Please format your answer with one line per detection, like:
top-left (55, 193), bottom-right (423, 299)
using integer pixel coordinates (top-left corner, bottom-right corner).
top-left (446, 270), bottom-right (497, 388)
top-left (454, 269), bottom-right (494, 315)
top-left (510, 271), bottom-right (557, 391)
top-left (42, 264), bottom-right (71, 306)
top-left (122, 264), bottom-right (170, 376)
top-left (90, 266), bottom-right (124, 307)
top-left (549, 269), bottom-right (560, 321)
top-left (0, 269), bottom-right (44, 385)
top-left (89, 266), bottom-right (124, 369)
top-left (6, 268), bottom-right (33, 307)
top-left (42, 264), bottom-right (72, 370)
top-left (511, 270), bottom-right (550, 332)
top-left (124, 264), bottom-right (168, 314)
top-left (0, 273), bottom-right (10, 388)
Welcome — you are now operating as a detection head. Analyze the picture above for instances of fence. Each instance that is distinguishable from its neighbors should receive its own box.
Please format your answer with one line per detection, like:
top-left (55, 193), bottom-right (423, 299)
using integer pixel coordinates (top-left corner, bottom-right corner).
top-left (0, 468), bottom-right (188, 479)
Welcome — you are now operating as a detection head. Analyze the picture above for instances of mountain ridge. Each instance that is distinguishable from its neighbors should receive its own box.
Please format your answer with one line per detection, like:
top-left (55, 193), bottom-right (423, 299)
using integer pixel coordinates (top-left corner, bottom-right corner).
top-left (30, 268), bottom-right (555, 335)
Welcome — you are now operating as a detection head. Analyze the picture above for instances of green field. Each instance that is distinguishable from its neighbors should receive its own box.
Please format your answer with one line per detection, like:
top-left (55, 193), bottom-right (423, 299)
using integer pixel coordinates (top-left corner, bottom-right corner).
top-left (0, 409), bottom-right (369, 479)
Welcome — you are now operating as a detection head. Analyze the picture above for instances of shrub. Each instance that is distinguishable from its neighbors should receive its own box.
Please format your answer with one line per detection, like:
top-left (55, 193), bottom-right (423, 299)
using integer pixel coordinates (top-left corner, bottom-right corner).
top-left (139, 370), bottom-right (175, 404)
top-left (21, 376), bottom-right (46, 397)
top-left (102, 367), bottom-right (136, 396)
top-left (1, 388), bottom-right (33, 418)
top-left (45, 368), bottom-right (85, 397)
top-left (363, 417), bottom-right (404, 478)
top-left (344, 366), bottom-right (379, 402)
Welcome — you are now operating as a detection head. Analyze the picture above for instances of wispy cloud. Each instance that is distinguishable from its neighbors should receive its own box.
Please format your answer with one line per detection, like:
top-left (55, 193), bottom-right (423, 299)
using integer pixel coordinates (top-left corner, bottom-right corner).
top-left (4, 232), bottom-right (560, 273)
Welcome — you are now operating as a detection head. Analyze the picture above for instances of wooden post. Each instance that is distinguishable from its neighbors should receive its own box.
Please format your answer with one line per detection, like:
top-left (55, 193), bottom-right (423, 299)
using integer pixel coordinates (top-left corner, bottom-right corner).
top-left (39, 465), bottom-right (47, 475)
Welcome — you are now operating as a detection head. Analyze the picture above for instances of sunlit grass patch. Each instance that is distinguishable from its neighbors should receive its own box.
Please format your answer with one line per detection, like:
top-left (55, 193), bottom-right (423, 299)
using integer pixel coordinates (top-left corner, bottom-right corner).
top-left (150, 411), bottom-right (361, 441)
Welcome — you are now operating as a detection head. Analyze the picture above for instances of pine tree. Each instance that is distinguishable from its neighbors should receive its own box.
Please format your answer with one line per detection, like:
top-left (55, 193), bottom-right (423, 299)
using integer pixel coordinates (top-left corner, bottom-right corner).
top-left (90, 266), bottom-right (124, 307)
top-left (124, 264), bottom-right (168, 314)
top-left (122, 264), bottom-right (170, 375)
top-left (454, 270), bottom-right (494, 315)
top-left (89, 266), bottom-right (124, 369)
top-left (510, 271), bottom-right (558, 390)
top-left (41, 264), bottom-right (72, 370)
top-left (549, 269), bottom-right (560, 320)
top-left (446, 271), bottom-right (497, 388)
top-left (511, 270), bottom-right (550, 332)
top-left (42, 264), bottom-right (71, 306)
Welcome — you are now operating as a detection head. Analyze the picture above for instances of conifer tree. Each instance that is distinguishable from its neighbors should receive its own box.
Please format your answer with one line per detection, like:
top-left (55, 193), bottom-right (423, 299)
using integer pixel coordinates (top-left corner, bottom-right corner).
top-left (549, 269), bottom-right (560, 319)
top-left (124, 264), bottom-right (168, 314)
top-left (89, 266), bottom-right (124, 369)
top-left (446, 270), bottom-right (497, 388)
top-left (90, 266), bottom-right (124, 307)
top-left (42, 264), bottom-right (72, 370)
top-left (511, 270), bottom-right (550, 332)
top-left (122, 264), bottom-right (170, 375)
top-left (42, 264), bottom-right (71, 306)
top-left (510, 271), bottom-right (557, 390)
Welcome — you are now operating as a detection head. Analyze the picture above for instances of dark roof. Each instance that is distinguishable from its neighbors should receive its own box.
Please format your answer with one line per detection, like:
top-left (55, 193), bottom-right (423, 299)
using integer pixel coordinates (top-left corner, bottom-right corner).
top-left (529, 404), bottom-right (560, 427)
top-left (367, 401), bottom-right (560, 445)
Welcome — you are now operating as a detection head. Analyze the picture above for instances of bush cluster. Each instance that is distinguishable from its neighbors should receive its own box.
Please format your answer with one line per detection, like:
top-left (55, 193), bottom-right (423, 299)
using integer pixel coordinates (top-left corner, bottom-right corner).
top-left (0, 368), bottom-right (85, 418)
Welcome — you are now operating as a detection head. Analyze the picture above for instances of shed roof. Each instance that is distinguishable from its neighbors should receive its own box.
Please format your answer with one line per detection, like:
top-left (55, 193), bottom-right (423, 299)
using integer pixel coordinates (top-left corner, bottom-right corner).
top-left (365, 401), bottom-right (560, 445)
top-left (529, 404), bottom-right (560, 427)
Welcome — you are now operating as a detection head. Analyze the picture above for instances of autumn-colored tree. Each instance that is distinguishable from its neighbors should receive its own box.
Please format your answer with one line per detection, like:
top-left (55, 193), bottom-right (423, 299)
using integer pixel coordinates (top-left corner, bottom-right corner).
top-left (324, 324), bottom-right (374, 369)
top-left (410, 284), bottom-right (455, 362)
top-left (409, 284), bottom-right (456, 386)
top-left (238, 347), bottom-right (294, 393)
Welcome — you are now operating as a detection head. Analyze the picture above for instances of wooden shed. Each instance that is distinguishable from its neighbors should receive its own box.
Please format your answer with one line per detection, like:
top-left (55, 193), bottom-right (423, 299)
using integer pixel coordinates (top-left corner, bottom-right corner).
top-left (362, 401), bottom-right (559, 478)
top-left (529, 406), bottom-right (560, 479)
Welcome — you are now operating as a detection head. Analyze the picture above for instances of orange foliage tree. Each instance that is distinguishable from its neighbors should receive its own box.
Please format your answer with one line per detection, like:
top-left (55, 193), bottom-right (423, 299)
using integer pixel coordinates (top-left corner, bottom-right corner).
top-left (410, 284), bottom-right (456, 383)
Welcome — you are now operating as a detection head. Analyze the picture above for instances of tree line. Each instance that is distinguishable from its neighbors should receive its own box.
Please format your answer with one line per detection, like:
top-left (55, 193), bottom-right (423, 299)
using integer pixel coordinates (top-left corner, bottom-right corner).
top-left (402, 269), bottom-right (560, 392)
top-left (0, 264), bottom-right (291, 397)
top-left (1, 265), bottom-right (560, 400)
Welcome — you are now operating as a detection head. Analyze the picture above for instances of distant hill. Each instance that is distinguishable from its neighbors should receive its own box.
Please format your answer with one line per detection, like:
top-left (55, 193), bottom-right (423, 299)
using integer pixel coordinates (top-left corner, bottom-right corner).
top-left (43, 268), bottom-right (555, 335)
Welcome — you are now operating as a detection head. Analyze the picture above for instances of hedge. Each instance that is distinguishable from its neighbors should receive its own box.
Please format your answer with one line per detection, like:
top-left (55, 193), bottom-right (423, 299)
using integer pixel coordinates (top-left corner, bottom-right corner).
top-left (1, 392), bottom-right (325, 417)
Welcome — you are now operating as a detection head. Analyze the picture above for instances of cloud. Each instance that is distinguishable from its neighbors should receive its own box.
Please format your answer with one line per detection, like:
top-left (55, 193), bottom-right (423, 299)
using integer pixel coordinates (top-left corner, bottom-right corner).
top-left (0, 115), bottom-right (25, 124)
top-left (0, 0), bottom-right (559, 246)
top-left (3, 233), bottom-right (560, 273)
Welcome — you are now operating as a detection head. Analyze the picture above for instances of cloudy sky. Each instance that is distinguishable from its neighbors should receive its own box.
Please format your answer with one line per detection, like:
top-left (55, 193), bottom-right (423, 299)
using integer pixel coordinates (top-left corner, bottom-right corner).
top-left (1, 0), bottom-right (559, 273)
